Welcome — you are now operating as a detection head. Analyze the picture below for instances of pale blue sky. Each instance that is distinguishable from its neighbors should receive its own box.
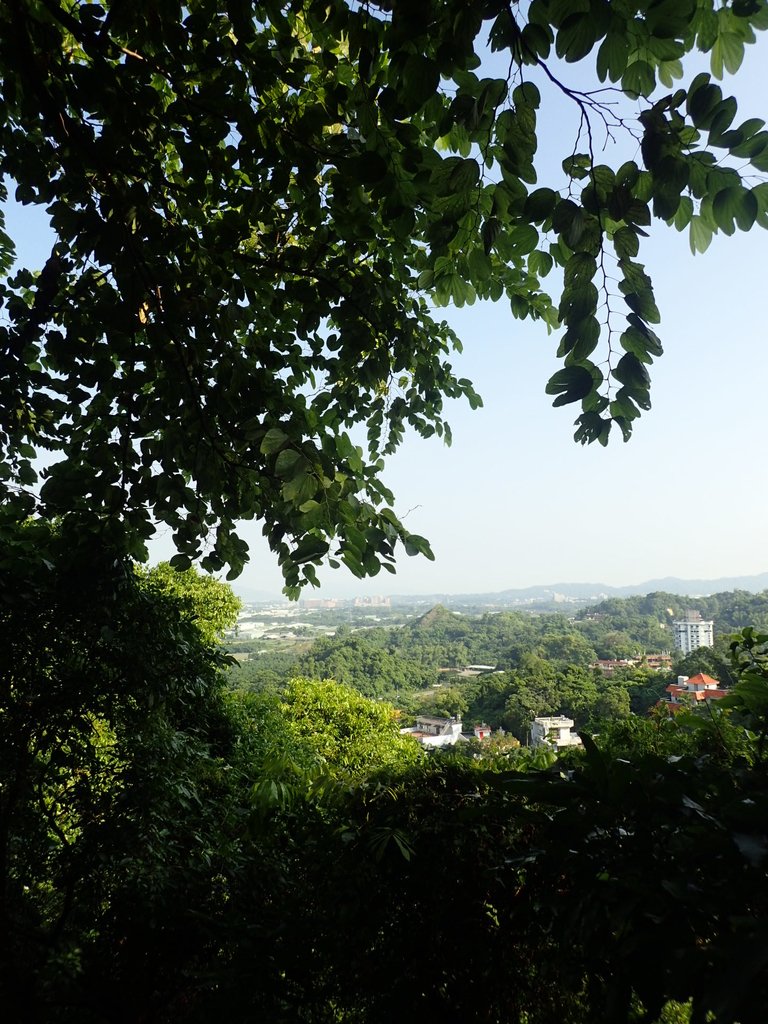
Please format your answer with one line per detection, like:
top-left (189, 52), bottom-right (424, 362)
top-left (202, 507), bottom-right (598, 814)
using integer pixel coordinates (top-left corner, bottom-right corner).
top-left (5, 30), bottom-right (768, 598)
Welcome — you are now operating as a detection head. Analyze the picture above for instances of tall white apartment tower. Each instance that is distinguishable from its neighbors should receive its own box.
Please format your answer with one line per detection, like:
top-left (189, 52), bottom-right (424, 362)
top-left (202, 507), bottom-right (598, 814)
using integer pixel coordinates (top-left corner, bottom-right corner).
top-left (673, 610), bottom-right (714, 655)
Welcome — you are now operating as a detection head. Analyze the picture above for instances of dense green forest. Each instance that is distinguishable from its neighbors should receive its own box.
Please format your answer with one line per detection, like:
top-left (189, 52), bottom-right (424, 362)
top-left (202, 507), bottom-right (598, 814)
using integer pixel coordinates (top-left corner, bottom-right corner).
top-left (229, 590), bottom-right (768, 738)
top-left (6, 539), bottom-right (768, 1023)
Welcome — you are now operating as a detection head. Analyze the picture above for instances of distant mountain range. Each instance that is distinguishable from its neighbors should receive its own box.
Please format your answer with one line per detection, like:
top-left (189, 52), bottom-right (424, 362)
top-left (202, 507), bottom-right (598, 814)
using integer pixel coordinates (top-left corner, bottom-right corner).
top-left (388, 572), bottom-right (768, 606)
top-left (232, 572), bottom-right (768, 606)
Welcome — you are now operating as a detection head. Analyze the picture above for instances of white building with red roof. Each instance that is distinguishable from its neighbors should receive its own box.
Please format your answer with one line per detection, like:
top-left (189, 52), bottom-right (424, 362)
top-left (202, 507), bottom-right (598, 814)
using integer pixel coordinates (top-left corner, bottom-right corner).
top-left (663, 672), bottom-right (728, 710)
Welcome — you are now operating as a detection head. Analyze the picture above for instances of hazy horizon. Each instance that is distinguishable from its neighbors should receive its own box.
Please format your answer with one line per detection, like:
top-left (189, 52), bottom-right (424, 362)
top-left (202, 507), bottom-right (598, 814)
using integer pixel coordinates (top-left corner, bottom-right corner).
top-left (229, 568), bottom-right (768, 603)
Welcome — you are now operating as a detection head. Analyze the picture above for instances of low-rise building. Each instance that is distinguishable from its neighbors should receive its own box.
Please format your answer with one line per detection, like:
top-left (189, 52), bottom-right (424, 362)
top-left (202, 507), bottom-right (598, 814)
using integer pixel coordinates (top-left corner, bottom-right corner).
top-left (593, 653), bottom-right (672, 675)
top-left (643, 653), bottom-right (672, 671)
top-left (530, 715), bottom-right (583, 751)
top-left (594, 658), bottom-right (637, 675)
top-left (663, 672), bottom-right (728, 710)
top-left (401, 715), bottom-right (464, 748)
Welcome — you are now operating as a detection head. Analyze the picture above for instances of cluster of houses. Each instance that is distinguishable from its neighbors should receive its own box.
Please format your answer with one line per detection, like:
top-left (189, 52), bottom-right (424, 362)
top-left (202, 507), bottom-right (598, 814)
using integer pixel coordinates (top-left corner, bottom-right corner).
top-left (593, 653), bottom-right (672, 675)
top-left (400, 716), bottom-right (492, 748)
top-left (401, 714), bottom-right (582, 752)
top-left (401, 671), bottom-right (730, 753)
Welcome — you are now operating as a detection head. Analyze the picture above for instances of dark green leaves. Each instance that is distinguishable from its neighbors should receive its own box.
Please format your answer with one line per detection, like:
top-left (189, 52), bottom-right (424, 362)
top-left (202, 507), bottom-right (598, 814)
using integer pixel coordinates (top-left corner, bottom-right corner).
top-left (596, 32), bottom-right (629, 83)
top-left (622, 60), bottom-right (656, 98)
top-left (1, 0), bottom-right (767, 586)
top-left (399, 54), bottom-right (440, 111)
top-left (613, 227), bottom-right (639, 259)
top-left (712, 185), bottom-right (758, 233)
top-left (613, 352), bottom-right (650, 391)
top-left (556, 13), bottom-right (598, 62)
top-left (687, 74), bottom-right (724, 129)
top-left (524, 187), bottom-right (558, 223)
top-left (260, 428), bottom-right (289, 456)
top-left (546, 365), bottom-right (599, 407)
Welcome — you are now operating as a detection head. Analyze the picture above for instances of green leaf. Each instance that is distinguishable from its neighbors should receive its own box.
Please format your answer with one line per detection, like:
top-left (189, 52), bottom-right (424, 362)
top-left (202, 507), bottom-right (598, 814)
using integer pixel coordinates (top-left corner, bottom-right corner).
top-left (506, 223), bottom-right (539, 255)
top-left (355, 151), bottom-right (389, 185)
top-left (711, 33), bottom-right (745, 78)
top-left (513, 82), bottom-right (542, 109)
top-left (689, 214), bottom-right (713, 253)
top-left (545, 365), bottom-right (596, 406)
top-left (574, 411), bottom-right (611, 445)
top-left (596, 33), bottom-right (629, 83)
top-left (613, 227), bottom-right (639, 259)
top-left (556, 13), bottom-right (597, 62)
top-left (559, 281), bottom-right (598, 322)
top-left (566, 317), bottom-right (601, 362)
top-left (646, 0), bottom-right (696, 39)
top-left (292, 536), bottom-right (330, 563)
top-left (403, 533), bottom-right (435, 559)
top-left (524, 187), bottom-right (558, 223)
top-left (709, 96), bottom-right (738, 141)
top-left (449, 158), bottom-right (480, 192)
top-left (283, 467), bottom-right (317, 504)
top-left (261, 427), bottom-right (289, 455)
top-left (521, 21), bottom-right (552, 60)
top-left (528, 249), bottom-right (554, 277)
top-left (400, 54), bottom-right (440, 110)
top-left (713, 186), bottom-right (755, 233)
top-left (752, 181), bottom-right (768, 227)
top-left (622, 60), bottom-right (656, 98)
top-left (688, 79), bottom-right (724, 129)
top-left (561, 154), bottom-right (591, 180)
top-left (563, 252), bottom-right (597, 288)
top-left (734, 188), bottom-right (759, 230)
top-left (613, 352), bottom-right (651, 390)
top-left (624, 316), bottom-right (663, 357)
top-left (467, 247), bottom-right (492, 283)
top-left (274, 449), bottom-right (303, 477)
top-left (672, 195), bottom-right (694, 230)
top-left (482, 217), bottom-right (502, 255)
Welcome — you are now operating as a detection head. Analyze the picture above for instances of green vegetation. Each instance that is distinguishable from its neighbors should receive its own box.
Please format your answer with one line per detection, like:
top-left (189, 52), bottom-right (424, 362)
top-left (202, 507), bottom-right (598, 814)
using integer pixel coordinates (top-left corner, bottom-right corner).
top-left (230, 591), bottom-right (768, 739)
top-left (5, 524), bottom-right (768, 1020)
top-left (3, 1), bottom-right (768, 1020)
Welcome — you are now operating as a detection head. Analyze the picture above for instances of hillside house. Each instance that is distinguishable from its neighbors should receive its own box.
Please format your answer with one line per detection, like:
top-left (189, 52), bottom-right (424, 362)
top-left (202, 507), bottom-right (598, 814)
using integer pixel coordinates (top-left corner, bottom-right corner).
top-left (663, 673), bottom-right (728, 710)
top-left (594, 658), bottom-right (636, 675)
top-left (530, 715), bottom-right (583, 751)
top-left (401, 715), bottom-right (464, 748)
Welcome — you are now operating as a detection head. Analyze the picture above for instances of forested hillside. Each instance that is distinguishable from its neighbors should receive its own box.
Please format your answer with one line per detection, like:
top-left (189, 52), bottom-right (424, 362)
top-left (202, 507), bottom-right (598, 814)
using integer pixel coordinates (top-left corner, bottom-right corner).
top-left (7, 542), bottom-right (768, 1023)
top-left (228, 590), bottom-right (768, 740)
top-left (576, 589), bottom-right (768, 638)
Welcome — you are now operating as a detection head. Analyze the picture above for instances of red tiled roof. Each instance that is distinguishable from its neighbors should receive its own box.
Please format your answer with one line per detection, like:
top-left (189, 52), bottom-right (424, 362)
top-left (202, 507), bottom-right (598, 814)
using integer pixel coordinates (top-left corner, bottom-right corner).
top-left (686, 672), bottom-right (720, 686)
top-left (665, 684), bottom-right (728, 702)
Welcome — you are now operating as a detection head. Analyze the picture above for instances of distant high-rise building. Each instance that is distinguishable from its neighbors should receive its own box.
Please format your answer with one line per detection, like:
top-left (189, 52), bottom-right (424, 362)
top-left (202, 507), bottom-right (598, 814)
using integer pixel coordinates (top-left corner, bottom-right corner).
top-left (353, 595), bottom-right (391, 608)
top-left (673, 611), bottom-right (714, 655)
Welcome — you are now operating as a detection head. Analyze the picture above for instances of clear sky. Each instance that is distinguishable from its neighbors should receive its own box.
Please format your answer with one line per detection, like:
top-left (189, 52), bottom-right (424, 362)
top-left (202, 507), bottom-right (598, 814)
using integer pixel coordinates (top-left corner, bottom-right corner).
top-left (5, 27), bottom-right (768, 599)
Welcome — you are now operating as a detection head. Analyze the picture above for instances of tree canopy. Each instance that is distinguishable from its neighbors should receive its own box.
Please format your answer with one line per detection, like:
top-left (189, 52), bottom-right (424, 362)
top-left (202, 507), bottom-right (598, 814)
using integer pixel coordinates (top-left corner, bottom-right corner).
top-left (2, 0), bottom-right (767, 592)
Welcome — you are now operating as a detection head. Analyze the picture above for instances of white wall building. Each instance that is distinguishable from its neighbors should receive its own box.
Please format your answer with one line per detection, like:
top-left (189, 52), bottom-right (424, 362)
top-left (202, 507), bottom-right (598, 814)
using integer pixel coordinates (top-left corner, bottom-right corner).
top-left (401, 715), bottom-right (464, 748)
top-left (530, 716), bottom-right (582, 751)
top-left (673, 611), bottom-right (714, 655)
